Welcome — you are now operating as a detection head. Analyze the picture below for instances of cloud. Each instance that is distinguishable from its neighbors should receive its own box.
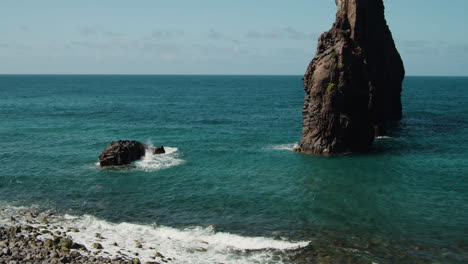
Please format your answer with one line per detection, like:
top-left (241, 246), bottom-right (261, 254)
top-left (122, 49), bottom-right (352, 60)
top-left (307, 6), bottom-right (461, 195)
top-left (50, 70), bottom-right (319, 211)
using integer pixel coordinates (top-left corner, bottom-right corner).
top-left (206, 30), bottom-right (241, 44)
top-left (151, 29), bottom-right (184, 38)
top-left (19, 25), bottom-right (31, 32)
top-left (68, 39), bottom-right (181, 54)
top-left (448, 44), bottom-right (468, 54)
top-left (193, 43), bottom-right (250, 55)
top-left (399, 40), bottom-right (429, 48)
top-left (245, 27), bottom-right (316, 40)
top-left (207, 30), bottom-right (224, 40)
top-left (0, 42), bottom-right (32, 50)
top-left (77, 26), bottom-right (124, 38)
top-left (398, 40), bottom-right (440, 56)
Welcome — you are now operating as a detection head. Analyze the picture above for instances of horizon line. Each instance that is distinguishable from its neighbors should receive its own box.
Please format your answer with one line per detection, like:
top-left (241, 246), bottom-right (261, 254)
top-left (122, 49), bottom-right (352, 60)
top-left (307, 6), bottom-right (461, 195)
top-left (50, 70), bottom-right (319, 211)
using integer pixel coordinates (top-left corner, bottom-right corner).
top-left (0, 73), bottom-right (467, 77)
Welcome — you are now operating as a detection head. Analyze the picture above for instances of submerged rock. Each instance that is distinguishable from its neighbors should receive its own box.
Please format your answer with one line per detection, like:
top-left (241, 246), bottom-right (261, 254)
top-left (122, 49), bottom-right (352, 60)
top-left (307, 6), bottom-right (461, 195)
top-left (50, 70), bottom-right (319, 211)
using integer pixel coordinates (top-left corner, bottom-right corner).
top-left (297, 0), bottom-right (404, 154)
top-left (99, 140), bottom-right (146, 167)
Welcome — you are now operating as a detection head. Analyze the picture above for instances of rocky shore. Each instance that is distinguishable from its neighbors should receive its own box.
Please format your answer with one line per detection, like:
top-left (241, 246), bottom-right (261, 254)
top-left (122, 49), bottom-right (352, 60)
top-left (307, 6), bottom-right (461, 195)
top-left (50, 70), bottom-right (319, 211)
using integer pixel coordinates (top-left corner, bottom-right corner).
top-left (1, 208), bottom-right (464, 264)
top-left (0, 210), bottom-right (171, 264)
top-left (0, 224), bottom-right (171, 264)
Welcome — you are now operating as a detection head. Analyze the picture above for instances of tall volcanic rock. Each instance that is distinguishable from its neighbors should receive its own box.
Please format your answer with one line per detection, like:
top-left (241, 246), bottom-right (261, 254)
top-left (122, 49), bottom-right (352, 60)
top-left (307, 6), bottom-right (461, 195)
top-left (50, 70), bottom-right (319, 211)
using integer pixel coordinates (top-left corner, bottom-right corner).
top-left (296, 0), bottom-right (405, 154)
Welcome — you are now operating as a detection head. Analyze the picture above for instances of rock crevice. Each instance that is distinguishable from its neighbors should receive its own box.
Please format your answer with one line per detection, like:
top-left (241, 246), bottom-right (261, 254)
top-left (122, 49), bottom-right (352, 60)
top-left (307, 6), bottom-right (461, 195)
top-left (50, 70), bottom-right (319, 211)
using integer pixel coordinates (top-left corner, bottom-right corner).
top-left (297, 0), bottom-right (404, 154)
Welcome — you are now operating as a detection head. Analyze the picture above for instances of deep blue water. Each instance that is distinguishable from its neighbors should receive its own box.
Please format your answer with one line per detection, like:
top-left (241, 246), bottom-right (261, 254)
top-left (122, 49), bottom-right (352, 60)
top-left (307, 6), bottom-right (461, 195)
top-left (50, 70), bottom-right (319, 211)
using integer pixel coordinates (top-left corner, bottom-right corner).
top-left (0, 75), bottom-right (467, 263)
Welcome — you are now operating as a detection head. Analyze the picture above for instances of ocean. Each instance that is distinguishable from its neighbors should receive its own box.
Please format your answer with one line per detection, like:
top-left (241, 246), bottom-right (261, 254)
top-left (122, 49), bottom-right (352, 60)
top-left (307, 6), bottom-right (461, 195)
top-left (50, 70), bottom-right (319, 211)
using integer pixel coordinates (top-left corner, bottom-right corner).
top-left (0, 75), bottom-right (467, 263)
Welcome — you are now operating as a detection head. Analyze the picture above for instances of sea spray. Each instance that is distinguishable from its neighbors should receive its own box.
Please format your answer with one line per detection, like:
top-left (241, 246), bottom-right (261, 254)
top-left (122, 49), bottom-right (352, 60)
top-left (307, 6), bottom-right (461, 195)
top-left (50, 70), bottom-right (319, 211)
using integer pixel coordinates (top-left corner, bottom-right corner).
top-left (269, 143), bottom-right (299, 151)
top-left (135, 144), bottom-right (183, 172)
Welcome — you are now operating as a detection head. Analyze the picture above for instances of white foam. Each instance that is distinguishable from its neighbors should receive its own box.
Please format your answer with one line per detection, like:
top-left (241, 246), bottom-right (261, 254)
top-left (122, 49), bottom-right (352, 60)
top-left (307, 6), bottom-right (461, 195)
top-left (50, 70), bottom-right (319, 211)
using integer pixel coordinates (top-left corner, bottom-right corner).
top-left (135, 145), bottom-right (183, 172)
top-left (375, 136), bottom-right (393, 140)
top-left (0, 205), bottom-right (309, 264)
top-left (269, 143), bottom-right (299, 151)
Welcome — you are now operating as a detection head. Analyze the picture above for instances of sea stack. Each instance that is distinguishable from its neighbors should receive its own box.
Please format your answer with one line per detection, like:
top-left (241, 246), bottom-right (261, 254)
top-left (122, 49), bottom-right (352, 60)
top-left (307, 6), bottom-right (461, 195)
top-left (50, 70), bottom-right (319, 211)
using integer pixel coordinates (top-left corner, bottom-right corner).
top-left (296, 0), bottom-right (405, 154)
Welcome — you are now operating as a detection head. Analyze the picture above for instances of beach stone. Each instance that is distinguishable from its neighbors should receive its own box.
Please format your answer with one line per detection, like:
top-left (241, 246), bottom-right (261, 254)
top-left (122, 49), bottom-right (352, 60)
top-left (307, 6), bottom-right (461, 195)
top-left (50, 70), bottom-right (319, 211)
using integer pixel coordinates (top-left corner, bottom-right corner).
top-left (71, 242), bottom-right (85, 250)
top-left (9, 227), bottom-right (20, 234)
top-left (58, 238), bottom-right (72, 249)
top-left (21, 225), bottom-right (33, 232)
top-left (132, 258), bottom-right (141, 264)
top-left (24, 212), bottom-right (38, 218)
top-left (2, 248), bottom-right (10, 256)
top-left (99, 140), bottom-right (146, 167)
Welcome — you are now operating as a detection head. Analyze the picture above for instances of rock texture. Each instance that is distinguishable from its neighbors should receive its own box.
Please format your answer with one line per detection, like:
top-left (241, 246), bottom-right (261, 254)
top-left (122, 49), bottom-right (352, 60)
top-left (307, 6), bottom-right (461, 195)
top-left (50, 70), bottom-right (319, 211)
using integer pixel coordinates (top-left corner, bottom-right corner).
top-left (296, 0), bottom-right (404, 154)
top-left (0, 224), bottom-right (145, 264)
top-left (99, 140), bottom-right (146, 167)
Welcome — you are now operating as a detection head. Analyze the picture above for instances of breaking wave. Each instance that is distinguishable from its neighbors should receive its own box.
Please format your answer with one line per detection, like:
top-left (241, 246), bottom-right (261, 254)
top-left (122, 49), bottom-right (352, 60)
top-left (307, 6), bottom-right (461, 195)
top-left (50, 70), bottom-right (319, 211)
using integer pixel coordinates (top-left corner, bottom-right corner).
top-left (269, 143), bottom-right (298, 151)
top-left (0, 205), bottom-right (309, 264)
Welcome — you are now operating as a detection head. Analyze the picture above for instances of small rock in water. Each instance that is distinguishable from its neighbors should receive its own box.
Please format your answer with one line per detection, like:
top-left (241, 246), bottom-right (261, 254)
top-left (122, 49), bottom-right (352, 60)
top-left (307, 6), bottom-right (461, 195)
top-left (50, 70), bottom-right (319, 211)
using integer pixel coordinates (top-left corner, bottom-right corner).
top-left (152, 146), bottom-right (166, 154)
top-left (95, 233), bottom-right (105, 239)
top-left (24, 212), bottom-right (38, 218)
top-left (195, 247), bottom-right (207, 252)
top-left (92, 243), bottom-right (103, 249)
top-left (99, 140), bottom-right (146, 167)
top-left (21, 225), bottom-right (33, 232)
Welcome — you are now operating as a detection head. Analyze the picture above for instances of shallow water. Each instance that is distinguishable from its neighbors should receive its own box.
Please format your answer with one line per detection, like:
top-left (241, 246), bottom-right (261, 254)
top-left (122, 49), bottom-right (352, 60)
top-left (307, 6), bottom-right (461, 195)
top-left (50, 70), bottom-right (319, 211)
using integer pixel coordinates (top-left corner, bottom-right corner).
top-left (0, 75), bottom-right (467, 263)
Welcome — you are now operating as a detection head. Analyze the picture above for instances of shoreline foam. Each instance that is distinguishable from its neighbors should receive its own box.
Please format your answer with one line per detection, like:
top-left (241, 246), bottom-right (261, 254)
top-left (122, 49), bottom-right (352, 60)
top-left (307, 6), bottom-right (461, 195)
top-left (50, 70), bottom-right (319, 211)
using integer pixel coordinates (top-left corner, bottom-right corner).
top-left (0, 206), bottom-right (308, 264)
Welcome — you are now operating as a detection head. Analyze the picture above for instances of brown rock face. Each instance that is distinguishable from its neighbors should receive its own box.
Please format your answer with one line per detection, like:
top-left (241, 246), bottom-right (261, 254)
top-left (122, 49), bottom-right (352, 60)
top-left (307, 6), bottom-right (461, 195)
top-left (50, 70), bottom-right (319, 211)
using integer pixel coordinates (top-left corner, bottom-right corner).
top-left (99, 140), bottom-right (146, 167)
top-left (296, 0), bottom-right (405, 154)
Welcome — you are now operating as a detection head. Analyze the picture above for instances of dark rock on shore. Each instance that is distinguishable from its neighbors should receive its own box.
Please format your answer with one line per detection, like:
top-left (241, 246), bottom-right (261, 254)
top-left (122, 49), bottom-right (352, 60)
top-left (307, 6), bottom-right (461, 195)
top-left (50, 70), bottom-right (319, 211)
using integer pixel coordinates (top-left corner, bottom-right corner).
top-left (0, 226), bottom-right (125, 264)
top-left (99, 140), bottom-right (146, 167)
top-left (297, 0), bottom-right (405, 154)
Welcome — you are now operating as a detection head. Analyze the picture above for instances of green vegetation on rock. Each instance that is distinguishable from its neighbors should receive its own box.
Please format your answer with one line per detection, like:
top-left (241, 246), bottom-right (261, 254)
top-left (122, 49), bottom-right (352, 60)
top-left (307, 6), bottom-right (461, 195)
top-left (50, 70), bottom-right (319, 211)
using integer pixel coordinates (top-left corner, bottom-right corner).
top-left (326, 83), bottom-right (336, 93)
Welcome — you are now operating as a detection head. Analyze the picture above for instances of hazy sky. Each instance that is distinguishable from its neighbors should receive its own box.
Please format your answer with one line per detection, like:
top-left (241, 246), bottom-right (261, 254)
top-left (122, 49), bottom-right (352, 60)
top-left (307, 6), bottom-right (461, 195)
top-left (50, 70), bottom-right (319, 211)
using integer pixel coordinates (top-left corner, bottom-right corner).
top-left (1, 0), bottom-right (467, 75)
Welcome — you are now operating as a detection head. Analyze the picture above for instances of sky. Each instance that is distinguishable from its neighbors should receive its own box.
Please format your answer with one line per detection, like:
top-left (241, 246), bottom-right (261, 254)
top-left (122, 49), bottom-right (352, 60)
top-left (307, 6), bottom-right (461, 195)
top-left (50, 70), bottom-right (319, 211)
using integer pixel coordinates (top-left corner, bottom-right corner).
top-left (1, 0), bottom-right (467, 76)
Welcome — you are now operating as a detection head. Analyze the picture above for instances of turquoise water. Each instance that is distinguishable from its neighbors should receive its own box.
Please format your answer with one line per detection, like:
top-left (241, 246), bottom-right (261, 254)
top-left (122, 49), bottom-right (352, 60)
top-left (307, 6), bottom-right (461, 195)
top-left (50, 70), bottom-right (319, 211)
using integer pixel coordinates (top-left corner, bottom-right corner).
top-left (0, 75), bottom-right (467, 263)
